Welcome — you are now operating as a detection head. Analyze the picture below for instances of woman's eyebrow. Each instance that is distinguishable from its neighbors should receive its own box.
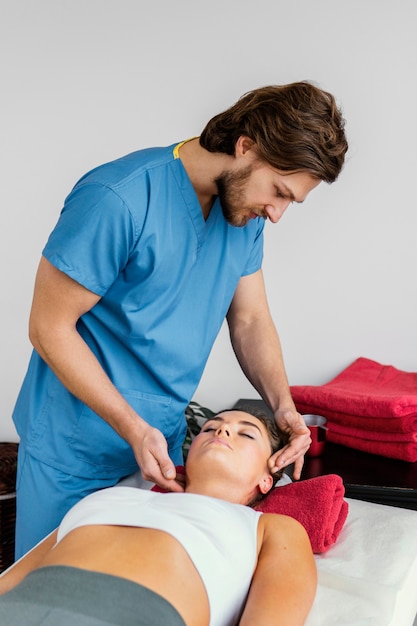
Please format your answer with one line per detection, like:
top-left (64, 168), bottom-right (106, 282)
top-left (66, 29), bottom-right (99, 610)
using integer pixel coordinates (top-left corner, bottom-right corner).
top-left (238, 420), bottom-right (262, 433)
top-left (207, 416), bottom-right (262, 433)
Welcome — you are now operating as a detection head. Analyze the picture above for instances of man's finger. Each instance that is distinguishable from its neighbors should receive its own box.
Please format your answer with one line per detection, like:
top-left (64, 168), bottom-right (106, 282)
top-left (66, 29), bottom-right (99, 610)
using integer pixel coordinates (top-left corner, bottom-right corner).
top-left (291, 455), bottom-right (305, 481)
top-left (160, 462), bottom-right (176, 480)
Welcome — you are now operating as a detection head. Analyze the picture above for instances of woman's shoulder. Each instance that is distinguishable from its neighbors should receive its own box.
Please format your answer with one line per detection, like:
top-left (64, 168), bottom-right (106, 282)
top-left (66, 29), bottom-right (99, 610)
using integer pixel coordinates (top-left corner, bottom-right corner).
top-left (258, 512), bottom-right (311, 550)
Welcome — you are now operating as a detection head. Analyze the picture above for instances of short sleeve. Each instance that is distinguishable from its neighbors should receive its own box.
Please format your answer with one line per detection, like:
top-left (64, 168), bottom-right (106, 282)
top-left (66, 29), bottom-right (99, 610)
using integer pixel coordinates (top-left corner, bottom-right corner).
top-left (241, 219), bottom-right (264, 276)
top-left (43, 183), bottom-right (140, 296)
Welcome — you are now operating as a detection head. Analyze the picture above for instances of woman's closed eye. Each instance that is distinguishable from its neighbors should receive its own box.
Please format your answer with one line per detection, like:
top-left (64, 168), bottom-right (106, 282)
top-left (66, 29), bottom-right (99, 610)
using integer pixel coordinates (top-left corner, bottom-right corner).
top-left (201, 425), bottom-right (256, 439)
top-left (240, 432), bottom-right (255, 439)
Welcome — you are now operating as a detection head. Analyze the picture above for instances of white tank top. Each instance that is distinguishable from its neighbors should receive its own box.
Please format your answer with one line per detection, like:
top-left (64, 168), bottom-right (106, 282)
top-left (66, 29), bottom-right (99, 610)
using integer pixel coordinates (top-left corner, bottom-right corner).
top-left (57, 486), bottom-right (262, 626)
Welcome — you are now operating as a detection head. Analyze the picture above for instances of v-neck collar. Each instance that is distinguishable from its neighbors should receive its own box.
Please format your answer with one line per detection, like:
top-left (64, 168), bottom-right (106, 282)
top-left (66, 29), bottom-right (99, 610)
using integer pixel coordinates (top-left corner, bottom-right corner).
top-left (171, 141), bottom-right (220, 246)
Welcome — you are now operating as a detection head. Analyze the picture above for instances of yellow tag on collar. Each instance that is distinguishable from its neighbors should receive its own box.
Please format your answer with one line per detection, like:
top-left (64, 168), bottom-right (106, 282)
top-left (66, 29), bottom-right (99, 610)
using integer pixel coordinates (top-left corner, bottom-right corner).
top-left (173, 137), bottom-right (199, 159)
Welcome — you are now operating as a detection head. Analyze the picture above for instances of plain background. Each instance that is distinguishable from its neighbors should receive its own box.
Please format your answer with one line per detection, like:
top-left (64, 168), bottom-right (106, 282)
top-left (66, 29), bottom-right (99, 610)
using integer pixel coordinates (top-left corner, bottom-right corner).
top-left (1, 0), bottom-right (416, 441)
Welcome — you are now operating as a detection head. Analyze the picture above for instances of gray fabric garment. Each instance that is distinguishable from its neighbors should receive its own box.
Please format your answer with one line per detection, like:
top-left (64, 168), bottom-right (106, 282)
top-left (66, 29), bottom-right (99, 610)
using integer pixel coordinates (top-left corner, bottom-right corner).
top-left (0, 565), bottom-right (186, 626)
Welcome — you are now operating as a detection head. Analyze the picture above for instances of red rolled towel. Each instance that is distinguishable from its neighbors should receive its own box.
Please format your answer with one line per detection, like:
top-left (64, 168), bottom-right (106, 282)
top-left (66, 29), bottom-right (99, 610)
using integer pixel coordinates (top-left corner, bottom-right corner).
top-left (255, 474), bottom-right (348, 554)
top-left (153, 471), bottom-right (348, 554)
top-left (291, 357), bottom-right (417, 418)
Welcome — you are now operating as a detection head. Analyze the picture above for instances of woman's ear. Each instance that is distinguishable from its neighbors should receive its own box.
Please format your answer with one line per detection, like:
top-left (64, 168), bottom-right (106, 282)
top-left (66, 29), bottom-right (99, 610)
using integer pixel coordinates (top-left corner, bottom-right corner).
top-left (258, 472), bottom-right (274, 495)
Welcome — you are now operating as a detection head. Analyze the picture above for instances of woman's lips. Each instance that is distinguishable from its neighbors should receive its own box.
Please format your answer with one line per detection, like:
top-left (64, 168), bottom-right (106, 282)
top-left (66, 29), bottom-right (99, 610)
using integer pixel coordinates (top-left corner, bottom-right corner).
top-left (207, 437), bottom-right (232, 450)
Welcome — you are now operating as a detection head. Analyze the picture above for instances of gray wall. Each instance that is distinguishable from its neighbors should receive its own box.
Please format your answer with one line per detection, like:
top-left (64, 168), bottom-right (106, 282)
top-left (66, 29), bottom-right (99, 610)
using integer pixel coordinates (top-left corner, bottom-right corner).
top-left (1, 0), bottom-right (416, 439)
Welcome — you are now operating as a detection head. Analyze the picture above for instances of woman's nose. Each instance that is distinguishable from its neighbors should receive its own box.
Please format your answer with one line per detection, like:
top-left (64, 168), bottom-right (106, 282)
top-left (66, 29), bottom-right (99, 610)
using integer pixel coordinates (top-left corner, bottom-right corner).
top-left (215, 424), bottom-right (230, 437)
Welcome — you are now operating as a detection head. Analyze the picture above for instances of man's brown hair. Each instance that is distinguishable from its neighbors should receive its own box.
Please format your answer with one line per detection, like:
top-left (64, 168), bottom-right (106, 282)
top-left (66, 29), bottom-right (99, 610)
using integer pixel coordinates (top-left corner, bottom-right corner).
top-left (200, 81), bottom-right (348, 183)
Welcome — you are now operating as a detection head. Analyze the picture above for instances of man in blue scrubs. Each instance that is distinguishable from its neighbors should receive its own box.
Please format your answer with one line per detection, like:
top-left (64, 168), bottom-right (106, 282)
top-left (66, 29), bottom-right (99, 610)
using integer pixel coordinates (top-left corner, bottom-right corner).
top-left (13, 82), bottom-right (348, 557)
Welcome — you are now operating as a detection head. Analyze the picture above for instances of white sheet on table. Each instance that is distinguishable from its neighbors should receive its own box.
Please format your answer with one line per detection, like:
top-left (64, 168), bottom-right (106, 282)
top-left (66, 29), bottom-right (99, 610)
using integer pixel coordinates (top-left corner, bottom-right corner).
top-left (305, 498), bottom-right (417, 626)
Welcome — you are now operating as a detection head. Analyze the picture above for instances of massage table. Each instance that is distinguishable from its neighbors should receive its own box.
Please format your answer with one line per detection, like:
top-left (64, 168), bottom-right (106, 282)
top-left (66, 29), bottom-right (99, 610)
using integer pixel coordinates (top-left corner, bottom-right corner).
top-left (305, 497), bottom-right (417, 626)
top-left (119, 468), bottom-right (417, 626)
top-left (3, 480), bottom-right (416, 626)
top-left (3, 392), bottom-right (417, 625)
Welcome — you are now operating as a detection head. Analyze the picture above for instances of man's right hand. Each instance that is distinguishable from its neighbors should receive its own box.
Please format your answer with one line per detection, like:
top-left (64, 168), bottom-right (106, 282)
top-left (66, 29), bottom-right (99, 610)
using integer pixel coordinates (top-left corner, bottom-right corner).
top-left (131, 424), bottom-right (185, 493)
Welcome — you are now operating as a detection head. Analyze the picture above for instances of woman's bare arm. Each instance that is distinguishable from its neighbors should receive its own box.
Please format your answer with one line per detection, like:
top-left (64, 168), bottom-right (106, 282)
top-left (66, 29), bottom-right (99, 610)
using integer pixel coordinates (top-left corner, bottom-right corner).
top-left (239, 514), bottom-right (317, 626)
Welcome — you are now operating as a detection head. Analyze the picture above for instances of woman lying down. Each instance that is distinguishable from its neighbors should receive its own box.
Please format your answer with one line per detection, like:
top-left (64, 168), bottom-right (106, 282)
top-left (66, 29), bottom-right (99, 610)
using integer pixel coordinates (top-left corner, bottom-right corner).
top-left (0, 408), bottom-right (316, 626)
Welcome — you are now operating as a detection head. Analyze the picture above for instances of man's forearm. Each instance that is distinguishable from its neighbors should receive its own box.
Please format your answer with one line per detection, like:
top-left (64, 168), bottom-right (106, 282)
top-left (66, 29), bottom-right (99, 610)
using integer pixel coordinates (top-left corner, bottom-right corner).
top-left (228, 313), bottom-right (296, 414)
top-left (30, 323), bottom-right (147, 445)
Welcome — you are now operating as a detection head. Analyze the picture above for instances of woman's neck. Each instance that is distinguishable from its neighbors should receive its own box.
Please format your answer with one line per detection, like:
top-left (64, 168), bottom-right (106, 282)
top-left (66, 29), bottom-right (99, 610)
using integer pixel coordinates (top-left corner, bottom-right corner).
top-left (184, 477), bottom-right (255, 506)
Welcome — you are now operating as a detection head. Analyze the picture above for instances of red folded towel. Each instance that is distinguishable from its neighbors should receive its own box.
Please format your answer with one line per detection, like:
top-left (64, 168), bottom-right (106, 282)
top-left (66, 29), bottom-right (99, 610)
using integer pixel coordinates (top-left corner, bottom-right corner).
top-left (294, 402), bottom-right (417, 434)
top-left (152, 471), bottom-right (348, 554)
top-left (255, 474), bottom-right (348, 554)
top-left (291, 357), bottom-right (417, 418)
top-left (290, 358), bottom-right (417, 461)
top-left (329, 421), bottom-right (417, 443)
top-left (327, 430), bottom-right (417, 462)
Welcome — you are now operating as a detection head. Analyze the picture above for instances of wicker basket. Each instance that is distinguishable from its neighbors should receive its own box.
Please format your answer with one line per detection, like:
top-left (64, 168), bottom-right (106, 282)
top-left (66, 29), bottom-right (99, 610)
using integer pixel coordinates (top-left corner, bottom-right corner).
top-left (0, 442), bottom-right (18, 573)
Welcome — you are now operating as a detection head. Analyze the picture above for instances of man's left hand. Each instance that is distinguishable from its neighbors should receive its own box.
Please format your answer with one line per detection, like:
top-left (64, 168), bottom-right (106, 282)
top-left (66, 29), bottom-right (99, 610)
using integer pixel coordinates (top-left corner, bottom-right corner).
top-left (269, 408), bottom-right (311, 480)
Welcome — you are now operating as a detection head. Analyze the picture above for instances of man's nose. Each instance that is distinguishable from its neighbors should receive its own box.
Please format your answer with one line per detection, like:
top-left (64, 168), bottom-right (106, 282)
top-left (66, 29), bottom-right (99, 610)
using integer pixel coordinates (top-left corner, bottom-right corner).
top-left (265, 201), bottom-right (290, 223)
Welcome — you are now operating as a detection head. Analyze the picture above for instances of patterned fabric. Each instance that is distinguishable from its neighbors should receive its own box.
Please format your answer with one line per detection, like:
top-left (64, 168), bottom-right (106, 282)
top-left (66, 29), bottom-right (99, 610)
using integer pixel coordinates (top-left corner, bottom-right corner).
top-left (183, 402), bottom-right (215, 459)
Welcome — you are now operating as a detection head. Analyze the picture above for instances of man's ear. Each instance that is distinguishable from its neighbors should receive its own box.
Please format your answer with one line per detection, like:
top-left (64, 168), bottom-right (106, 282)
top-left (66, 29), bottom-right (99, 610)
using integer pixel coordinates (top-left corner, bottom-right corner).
top-left (235, 135), bottom-right (256, 157)
top-left (258, 472), bottom-right (274, 495)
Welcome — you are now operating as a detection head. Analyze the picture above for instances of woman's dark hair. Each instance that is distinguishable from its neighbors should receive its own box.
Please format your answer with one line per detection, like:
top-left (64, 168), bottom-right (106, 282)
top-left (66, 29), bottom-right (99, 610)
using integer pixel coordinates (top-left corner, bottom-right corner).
top-left (200, 81), bottom-right (348, 183)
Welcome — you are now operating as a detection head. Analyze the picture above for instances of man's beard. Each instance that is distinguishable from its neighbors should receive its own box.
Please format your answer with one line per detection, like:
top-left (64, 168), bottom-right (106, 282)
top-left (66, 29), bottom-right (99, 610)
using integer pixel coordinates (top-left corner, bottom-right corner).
top-left (215, 165), bottom-right (263, 227)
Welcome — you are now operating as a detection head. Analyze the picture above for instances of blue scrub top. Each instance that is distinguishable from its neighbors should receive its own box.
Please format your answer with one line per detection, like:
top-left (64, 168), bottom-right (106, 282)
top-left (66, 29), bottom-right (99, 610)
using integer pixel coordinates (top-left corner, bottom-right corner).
top-left (13, 143), bottom-right (264, 478)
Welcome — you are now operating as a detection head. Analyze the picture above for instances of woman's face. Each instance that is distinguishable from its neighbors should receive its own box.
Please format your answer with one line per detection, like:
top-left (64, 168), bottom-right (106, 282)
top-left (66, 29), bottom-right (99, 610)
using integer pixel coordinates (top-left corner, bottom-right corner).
top-left (186, 410), bottom-right (274, 498)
